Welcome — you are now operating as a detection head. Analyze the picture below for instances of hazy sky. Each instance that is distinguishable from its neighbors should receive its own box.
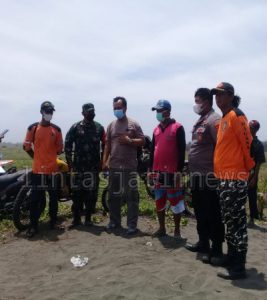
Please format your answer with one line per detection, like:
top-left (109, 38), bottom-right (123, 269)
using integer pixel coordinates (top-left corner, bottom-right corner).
top-left (1, 0), bottom-right (267, 143)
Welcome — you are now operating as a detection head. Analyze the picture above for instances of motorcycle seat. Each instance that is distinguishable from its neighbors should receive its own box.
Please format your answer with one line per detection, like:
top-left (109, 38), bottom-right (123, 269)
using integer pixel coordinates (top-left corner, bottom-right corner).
top-left (0, 170), bottom-right (26, 190)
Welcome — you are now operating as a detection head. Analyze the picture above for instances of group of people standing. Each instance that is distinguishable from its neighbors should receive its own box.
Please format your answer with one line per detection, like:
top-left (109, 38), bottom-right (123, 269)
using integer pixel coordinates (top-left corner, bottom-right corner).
top-left (22, 81), bottom-right (265, 281)
top-left (186, 82), bottom-right (265, 280)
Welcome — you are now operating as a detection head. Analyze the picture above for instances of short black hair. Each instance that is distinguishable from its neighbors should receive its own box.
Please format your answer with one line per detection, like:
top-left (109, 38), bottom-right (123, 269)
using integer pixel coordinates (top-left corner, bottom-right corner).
top-left (194, 88), bottom-right (213, 106)
top-left (113, 96), bottom-right (127, 108)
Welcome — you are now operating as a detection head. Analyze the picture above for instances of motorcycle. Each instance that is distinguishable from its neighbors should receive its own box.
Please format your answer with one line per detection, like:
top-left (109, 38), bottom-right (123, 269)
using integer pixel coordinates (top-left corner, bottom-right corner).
top-left (0, 159), bottom-right (16, 175)
top-left (0, 160), bottom-right (30, 217)
top-left (12, 159), bottom-right (73, 231)
top-left (0, 172), bottom-right (29, 215)
top-left (0, 129), bottom-right (16, 175)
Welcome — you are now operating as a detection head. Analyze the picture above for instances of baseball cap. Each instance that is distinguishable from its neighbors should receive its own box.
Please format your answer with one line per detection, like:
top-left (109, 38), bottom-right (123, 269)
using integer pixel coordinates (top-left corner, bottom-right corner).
top-left (40, 101), bottom-right (55, 111)
top-left (249, 120), bottom-right (260, 131)
top-left (151, 99), bottom-right (171, 111)
top-left (211, 82), bottom-right (235, 95)
top-left (82, 103), bottom-right (95, 112)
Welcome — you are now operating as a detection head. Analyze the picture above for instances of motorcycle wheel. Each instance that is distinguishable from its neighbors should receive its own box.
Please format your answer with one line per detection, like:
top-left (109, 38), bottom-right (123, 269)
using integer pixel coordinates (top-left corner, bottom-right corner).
top-left (13, 186), bottom-right (46, 231)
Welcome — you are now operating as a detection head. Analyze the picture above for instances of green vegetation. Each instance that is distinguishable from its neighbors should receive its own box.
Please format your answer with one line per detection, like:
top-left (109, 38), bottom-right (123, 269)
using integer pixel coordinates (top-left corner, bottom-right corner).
top-left (0, 145), bottom-right (31, 170)
top-left (0, 219), bottom-right (14, 243)
top-left (1, 146), bottom-right (266, 240)
top-left (258, 157), bottom-right (267, 192)
top-left (0, 146), bottom-right (159, 240)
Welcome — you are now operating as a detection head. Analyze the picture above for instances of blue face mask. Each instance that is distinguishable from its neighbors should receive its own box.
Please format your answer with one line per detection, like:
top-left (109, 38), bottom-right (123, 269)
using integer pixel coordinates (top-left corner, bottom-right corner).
top-left (114, 109), bottom-right (125, 119)
top-left (156, 112), bottom-right (165, 122)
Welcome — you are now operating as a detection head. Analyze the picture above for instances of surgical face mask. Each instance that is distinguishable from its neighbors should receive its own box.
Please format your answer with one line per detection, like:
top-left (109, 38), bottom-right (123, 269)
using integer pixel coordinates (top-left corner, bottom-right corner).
top-left (43, 113), bottom-right (53, 122)
top-left (156, 112), bottom-right (165, 122)
top-left (193, 104), bottom-right (203, 115)
top-left (114, 109), bottom-right (125, 119)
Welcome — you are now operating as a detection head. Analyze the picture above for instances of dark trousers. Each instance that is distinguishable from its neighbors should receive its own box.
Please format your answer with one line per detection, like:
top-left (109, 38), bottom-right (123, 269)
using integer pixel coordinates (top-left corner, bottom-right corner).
top-left (92, 174), bottom-right (100, 212)
top-left (191, 175), bottom-right (224, 245)
top-left (218, 180), bottom-right (248, 256)
top-left (72, 171), bottom-right (99, 221)
top-left (108, 169), bottom-right (139, 229)
top-left (248, 186), bottom-right (259, 219)
top-left (30, 173), bottom-right (59, 228)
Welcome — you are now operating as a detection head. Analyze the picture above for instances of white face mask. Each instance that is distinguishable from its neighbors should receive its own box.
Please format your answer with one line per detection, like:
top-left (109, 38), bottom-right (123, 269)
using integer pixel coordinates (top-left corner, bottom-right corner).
top-left (193, 104), bottom-right (203, 115)
top-left (43, 113), bottom-right (53, 122)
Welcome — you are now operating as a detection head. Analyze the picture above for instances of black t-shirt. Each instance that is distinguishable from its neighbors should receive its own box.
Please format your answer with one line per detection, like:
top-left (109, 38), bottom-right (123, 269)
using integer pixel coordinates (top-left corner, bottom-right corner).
top-left (251, 136), bottom-right (266, 164)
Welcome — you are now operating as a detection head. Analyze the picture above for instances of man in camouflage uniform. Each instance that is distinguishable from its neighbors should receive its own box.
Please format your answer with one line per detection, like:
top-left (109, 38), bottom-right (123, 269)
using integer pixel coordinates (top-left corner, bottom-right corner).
top-left (212, 82), bottom-right (254, 280)
top-left (65, 103), bottom-right (105, 227)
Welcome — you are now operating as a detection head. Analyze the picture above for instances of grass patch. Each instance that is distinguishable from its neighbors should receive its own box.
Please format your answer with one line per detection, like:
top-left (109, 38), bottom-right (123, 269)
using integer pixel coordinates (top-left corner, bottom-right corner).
top-left (258, 159), bottom-right (267, 192)
top-left (2, 146), bottom-right (264, 239)
top-left (0, 146), bottom-right (32, 170)
top-left (0, 218), bottom-right (15, 243)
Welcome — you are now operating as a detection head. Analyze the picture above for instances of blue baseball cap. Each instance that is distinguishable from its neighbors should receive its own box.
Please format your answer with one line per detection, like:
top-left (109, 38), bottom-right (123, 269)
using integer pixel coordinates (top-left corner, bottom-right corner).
top-left (151, 99), bottom-right (171, 111)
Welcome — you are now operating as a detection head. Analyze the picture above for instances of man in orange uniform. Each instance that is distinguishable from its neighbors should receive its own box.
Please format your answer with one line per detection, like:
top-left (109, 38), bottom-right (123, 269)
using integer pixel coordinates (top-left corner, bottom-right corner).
top-left (212, 83), bottom-right (254, 280)
top-left (23, 101), bottom-right (63, 237)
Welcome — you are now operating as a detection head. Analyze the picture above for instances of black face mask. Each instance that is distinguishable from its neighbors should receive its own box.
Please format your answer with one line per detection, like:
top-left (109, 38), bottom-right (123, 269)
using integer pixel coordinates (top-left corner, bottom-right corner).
top-left (84, 112), bottom-right (95, 122)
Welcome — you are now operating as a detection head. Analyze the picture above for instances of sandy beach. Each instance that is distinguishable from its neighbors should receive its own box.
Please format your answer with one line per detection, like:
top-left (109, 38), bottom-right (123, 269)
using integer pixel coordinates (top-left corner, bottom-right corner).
top-left (0, 216), bottom-right (266, 300)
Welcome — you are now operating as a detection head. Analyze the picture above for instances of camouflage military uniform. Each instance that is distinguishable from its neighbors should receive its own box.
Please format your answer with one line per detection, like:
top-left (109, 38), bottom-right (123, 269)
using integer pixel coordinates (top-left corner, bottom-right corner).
top-left (65, 120), bottom-right (105, 223)
top-left (65, 120), bottom-right (105, 171)
top-left (218, 180), bottom-right (248, 255)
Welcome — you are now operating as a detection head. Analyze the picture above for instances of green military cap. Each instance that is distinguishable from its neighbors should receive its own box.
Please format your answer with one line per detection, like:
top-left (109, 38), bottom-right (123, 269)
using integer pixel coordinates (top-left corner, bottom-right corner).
top-left (82, 103), bottom-right (95, 112)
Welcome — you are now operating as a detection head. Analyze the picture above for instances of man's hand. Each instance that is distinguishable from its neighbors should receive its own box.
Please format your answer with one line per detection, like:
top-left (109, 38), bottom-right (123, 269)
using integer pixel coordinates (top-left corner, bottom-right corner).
top-left (147, 171), bottom-right (160, 187)
top-left (102, 161), bottom-right (109, 172)
top-left (118, 134), bottom-right (132, 145)
top-left (26, 149), bottom-right (34, 159)
top-left (147, 170), bottom-right (153, 180)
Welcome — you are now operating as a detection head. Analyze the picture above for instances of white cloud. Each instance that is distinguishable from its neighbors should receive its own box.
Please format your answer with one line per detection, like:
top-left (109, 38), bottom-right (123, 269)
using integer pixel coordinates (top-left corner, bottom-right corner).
top-left (0, 0), bottom-right (267, 143)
